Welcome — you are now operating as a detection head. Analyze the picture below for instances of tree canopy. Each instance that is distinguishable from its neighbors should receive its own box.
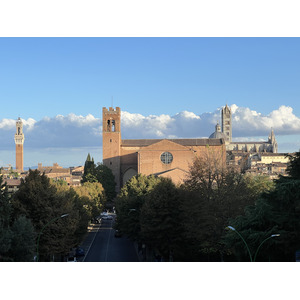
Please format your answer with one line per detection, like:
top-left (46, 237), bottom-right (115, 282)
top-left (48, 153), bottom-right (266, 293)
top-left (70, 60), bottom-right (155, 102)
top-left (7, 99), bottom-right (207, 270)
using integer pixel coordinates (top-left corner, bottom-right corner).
top-left (82, 154), bottom-right (116, 203)
top-left (224, 151), bottom-right (300, 261)
top-left (11, 170), bottom-right (85, 261)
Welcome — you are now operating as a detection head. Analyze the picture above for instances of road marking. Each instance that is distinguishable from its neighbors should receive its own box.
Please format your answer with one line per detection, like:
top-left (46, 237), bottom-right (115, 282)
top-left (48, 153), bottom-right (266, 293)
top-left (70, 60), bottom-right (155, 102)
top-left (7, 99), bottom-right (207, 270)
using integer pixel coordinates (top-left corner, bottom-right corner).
top-left (82, 224), bottom-right (100, 262)
top-left (105, 220), bottom-right (113, 262)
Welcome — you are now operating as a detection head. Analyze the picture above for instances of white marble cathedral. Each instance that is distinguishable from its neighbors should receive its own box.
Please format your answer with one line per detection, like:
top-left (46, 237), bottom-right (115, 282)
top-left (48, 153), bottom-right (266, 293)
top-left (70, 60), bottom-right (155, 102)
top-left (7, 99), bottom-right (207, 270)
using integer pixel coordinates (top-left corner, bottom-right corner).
top-left (209, 104), bottom-right (278, 153)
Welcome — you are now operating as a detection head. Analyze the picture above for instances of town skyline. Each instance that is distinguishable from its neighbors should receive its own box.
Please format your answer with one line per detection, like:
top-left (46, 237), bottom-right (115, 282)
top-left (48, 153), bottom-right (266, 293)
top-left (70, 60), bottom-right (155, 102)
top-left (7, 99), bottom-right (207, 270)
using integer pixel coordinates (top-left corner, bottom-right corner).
top-left (0, 103), bottom-right (299, 168)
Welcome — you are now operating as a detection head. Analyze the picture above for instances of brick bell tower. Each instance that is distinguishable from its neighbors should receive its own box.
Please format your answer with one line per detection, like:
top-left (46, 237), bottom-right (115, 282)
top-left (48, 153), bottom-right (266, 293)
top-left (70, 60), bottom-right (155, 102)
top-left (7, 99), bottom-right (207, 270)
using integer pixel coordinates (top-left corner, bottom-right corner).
top-left (102, 107), bottom-right (121, 192)
top-left (14, 117), bottom-right (25, 172)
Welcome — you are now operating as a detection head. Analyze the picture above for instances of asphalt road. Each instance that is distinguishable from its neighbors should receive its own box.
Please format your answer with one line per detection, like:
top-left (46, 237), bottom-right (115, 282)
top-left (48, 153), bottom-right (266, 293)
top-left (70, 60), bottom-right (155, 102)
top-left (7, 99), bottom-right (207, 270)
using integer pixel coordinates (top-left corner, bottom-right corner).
top-left (82, 216), bottom-right (140, 262)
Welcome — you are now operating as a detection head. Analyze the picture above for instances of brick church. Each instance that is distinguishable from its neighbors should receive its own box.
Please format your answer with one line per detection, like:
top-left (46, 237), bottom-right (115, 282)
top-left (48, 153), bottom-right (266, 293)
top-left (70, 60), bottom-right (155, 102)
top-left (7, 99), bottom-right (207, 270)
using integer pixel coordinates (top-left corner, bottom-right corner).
top-left (102, 107), bottom-right (226, 192)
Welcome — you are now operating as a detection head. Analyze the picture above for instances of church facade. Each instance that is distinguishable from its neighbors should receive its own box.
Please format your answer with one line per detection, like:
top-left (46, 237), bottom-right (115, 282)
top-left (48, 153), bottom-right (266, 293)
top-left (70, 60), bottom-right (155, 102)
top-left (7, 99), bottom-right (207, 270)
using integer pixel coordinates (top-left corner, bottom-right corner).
top-left (102, 107), bottom-right (226, 192)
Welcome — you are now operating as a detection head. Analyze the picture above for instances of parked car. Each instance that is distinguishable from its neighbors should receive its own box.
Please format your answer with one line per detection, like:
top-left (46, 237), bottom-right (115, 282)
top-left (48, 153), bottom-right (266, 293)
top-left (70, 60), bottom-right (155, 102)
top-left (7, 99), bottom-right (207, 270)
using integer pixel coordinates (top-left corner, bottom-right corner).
top-left (114, 230), bottom-right (122, 238)
top-left (67, 256), bottom-right (77, 262)
top-left (76, 247), bottom-right (85, 257)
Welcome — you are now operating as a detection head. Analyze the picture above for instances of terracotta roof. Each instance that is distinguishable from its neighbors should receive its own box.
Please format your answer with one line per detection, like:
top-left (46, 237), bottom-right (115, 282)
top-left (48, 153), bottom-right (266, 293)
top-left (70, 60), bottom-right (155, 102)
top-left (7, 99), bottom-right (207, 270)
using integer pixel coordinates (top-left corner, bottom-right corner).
top-left (43, 168), bottom-right (70, 174)
top-left (5, 178), bottom-right (21, 186)
top-left (122, 138), bottom-right (224, 147)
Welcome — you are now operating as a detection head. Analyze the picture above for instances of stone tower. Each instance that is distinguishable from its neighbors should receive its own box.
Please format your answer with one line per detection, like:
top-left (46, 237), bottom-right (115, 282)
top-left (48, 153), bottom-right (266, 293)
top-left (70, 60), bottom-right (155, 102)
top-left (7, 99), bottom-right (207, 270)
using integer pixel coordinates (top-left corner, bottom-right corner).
top-left (221, 104), bottom-right (232, 143)
top-left (14, 117), bottom-right (25, 172)
top-left (268, 128), bottom-right (278, 153)
top-left (102, 107), bottom-right (121, 192)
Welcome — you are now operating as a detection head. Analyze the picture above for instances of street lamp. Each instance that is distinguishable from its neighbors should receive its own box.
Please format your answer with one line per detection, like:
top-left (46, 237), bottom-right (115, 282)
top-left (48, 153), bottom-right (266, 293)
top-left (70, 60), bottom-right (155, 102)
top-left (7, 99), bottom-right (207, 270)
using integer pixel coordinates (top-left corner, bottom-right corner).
top-left (253, 234), bottom-right (280, 262)
top-left (36, 213), bottom-right (69, 262)
top-left (227, 226), bottom-right (253, 262)
top-left (226, 226), bottom-right (280, 262)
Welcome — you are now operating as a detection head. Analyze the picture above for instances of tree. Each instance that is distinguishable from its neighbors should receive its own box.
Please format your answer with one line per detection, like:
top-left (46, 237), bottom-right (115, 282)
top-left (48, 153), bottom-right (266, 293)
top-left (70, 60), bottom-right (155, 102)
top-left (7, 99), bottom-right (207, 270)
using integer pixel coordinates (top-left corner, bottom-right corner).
top-left (94, 163), bottom-right (116, 202)
top-left (224, 151), bottom-right (300, 261)
top-left (11, 170), bottom-right (82, 261)
top-left (81, 154), bottom-right (116, 203)
top-left (181, 153), bottom-right (271, 261)
top-left (115, 174), bottom-right (161, 241)
top-left (74, 181), bottom-right (106, 218)
top-left (82, 153), bottom-right (96, 183)
top-left (0, 176), bottom-right (11, 228)
top-left (0, 176), bottom-right (13, 261)
top-left (286, 152), bottom-right (300, 179)
top-left (9, 216), bottom-right (36, 262)
top-left (140, 178), bottom-right (185, 261)
top-left (53, 183), bottom-right (91, 246)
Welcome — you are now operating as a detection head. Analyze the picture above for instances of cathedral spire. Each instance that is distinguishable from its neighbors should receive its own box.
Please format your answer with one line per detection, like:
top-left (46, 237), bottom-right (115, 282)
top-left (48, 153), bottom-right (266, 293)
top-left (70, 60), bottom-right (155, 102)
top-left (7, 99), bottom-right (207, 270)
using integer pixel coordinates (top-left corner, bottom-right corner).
top-left (268, 128), bottom-right (278, 153)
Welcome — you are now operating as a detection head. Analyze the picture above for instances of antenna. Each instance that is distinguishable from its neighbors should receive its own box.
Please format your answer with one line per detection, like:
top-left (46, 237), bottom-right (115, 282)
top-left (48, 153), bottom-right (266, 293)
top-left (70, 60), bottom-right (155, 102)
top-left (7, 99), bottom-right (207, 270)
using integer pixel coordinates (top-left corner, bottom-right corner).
top-left (111, 96), bottom-right (113, 108)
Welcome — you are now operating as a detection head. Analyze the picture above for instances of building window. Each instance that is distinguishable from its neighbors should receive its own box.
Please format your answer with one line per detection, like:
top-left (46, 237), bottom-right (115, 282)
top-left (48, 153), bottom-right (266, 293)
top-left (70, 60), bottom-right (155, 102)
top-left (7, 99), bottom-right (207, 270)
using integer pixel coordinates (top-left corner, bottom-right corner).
top-left (160, 152), bottom-right (173, 164)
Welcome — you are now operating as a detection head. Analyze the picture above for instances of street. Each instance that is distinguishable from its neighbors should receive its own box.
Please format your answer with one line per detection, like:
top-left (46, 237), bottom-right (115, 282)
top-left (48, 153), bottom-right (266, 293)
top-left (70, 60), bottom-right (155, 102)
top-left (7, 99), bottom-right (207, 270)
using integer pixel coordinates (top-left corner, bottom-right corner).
top-left (82, 216), bottom-right (140, 262)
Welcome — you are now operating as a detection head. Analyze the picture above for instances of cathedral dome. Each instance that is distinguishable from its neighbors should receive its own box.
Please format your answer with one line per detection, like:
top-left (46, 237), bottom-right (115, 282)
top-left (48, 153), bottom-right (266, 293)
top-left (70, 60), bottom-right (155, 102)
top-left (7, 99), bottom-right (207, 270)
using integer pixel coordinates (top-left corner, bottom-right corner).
top-left (209, 131), bottom-right (226, 139)
top-left (209, 122), bottom-right (226, 139)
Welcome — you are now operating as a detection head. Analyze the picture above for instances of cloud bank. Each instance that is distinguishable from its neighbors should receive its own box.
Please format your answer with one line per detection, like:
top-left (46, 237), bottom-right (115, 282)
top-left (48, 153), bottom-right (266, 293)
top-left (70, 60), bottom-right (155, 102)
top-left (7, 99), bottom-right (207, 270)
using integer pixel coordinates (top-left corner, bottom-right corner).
top-left (1, 105), bottom-right (299, 166)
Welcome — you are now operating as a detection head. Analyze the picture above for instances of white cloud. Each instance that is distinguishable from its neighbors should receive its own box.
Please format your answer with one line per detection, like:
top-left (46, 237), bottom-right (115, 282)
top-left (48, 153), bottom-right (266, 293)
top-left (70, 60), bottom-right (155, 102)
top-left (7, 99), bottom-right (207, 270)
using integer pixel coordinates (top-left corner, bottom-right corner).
top-left (0, 118), bottom-right (16, 129)
top-left (231, 105), bottom-right (300, 136)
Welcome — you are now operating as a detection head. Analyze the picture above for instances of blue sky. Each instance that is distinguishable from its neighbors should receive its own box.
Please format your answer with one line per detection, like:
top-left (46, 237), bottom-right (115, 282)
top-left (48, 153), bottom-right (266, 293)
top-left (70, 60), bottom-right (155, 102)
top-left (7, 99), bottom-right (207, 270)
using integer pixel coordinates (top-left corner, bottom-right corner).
top-left (1, 37), bottom-right (300, 167)
top-left (1, 37), bottom-right (300, 119)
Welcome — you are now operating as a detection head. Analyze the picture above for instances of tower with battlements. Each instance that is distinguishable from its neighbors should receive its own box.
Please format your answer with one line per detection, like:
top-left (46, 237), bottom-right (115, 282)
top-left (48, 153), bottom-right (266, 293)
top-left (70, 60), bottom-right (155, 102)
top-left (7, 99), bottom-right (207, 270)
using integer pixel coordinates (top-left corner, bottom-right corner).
top-left (14, 117), bottom-right (25, 172)
top-left (102, 107), bottom-right (121, 192)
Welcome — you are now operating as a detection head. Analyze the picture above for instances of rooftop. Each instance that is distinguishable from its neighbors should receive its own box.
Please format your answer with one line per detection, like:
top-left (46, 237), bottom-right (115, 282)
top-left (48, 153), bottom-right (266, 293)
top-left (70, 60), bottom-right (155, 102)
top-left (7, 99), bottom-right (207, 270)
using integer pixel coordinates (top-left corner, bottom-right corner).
top-left (122, 138), bottom-right (224, 147)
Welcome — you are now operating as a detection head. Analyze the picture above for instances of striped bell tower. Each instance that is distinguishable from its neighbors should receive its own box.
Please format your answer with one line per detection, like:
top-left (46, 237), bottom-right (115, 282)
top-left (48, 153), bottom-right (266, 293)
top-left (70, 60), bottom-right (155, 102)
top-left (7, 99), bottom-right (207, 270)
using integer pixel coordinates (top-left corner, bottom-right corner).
top-left (14, 117), bottom-right (25, 172)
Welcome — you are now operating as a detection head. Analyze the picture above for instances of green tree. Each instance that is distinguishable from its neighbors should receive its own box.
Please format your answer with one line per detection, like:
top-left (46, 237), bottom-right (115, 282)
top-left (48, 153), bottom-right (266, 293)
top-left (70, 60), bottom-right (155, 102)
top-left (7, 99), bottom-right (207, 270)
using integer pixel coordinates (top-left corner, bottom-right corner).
top-left (181, 154), bottom-right (270, 261)
top-left (224, 152), bottom-right (300, 262)
top-left (94, 163), bottom-right (116, 202)
top-left (12, 169), bottom-right (81, 261)
top-left (74, 181), bottom-right (106, 218)
top-left (286, 152), bottom-right (300, 179)
top-left (0, 176), bottom-right (11, 228)
top-left (0, 176), bottom-right (13, 261)
top-left (81, 155), bottom-right (116, 203)
top-left (115, 174), bottom-right (161, 241)
top-left (9, 216), bottom-right (36, 262)
top-left (53, 183), bottom-right (91, 246)
top-left (82, 153), bottom-right (96, 183)
top-left (140, 178), bottom-right (185, 261)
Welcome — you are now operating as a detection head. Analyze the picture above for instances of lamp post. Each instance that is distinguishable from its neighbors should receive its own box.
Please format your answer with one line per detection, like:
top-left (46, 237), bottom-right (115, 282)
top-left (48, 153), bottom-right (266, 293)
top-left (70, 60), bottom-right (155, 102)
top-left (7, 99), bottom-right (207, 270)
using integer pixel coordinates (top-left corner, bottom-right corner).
top-left (253, 234), bottom-right (280, 262)
top-left (36, 213), bottom-right (69, 262)
top-left (227, 226), bottom-right (253, 262)
top-left (227, 226), bottom-right (280, 262)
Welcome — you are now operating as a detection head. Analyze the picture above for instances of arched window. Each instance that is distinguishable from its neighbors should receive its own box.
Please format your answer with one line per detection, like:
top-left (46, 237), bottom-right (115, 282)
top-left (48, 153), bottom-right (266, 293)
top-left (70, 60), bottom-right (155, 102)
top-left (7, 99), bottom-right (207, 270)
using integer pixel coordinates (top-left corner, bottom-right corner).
top-left (123, 168), bottom-right (137, 184)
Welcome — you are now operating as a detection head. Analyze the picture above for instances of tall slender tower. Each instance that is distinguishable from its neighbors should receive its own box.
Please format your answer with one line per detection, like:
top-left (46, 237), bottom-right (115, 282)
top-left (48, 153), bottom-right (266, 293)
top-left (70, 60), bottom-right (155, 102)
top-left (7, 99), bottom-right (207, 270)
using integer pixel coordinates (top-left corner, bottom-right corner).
top-left (14, 117), bottom-right (25, 172)
top-left (268, 128), bottom-right (278, 153)
top-left (221, 104), bottom-right (232, 144)
top-left (102, 107), bottom-right (121, 192)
